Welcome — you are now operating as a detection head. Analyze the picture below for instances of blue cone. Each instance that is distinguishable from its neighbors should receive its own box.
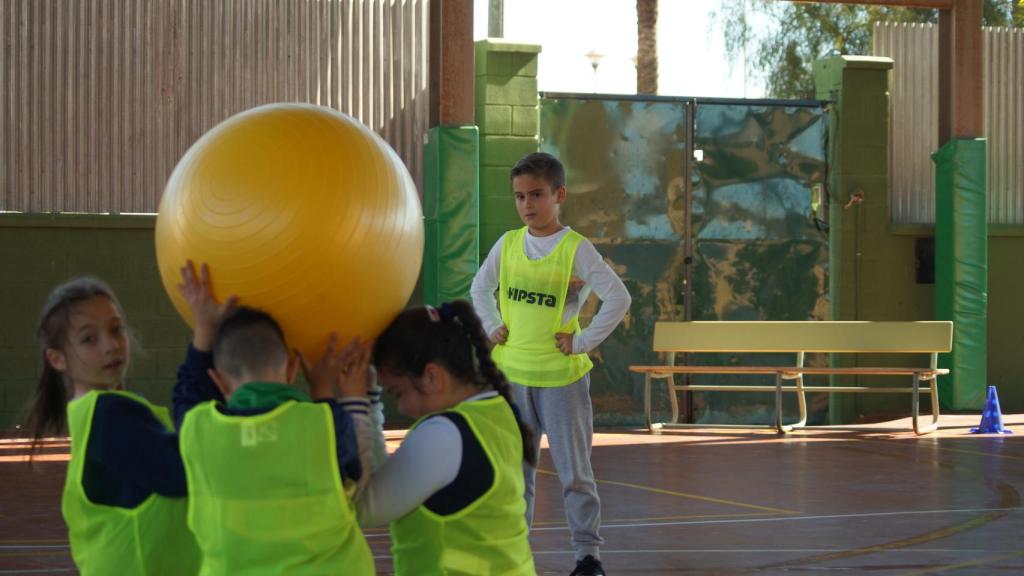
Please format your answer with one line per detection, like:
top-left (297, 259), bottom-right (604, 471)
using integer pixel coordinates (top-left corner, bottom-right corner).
top-left (970, 385), bottom-right (1013, 434)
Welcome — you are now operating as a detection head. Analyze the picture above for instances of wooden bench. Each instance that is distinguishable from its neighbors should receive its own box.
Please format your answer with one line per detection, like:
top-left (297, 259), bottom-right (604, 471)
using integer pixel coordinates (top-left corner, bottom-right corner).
top-left (629, 321), bottom-right (953, 435)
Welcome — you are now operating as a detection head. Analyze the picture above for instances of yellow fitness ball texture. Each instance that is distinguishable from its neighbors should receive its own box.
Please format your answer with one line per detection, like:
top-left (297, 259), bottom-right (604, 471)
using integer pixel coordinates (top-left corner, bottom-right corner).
top-left (156, 103), bottom-right (423, 361)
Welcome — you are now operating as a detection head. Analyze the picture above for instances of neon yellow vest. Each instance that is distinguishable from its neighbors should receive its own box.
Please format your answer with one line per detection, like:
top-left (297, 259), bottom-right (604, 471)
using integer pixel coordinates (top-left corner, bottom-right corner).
top-left (180, 400), bottom-right (375, 575)
top-left (390, 396), bottom-right (536, 576)
top-left (492, 226), bottom-right (594, 387)
top-left (62, 390), bottom-right (200, 576)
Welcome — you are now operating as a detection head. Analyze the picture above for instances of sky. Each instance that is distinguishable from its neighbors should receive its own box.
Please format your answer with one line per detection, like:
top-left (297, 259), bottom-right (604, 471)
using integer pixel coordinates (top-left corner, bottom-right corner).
top-left (472, 0), bottom-right (765, 98)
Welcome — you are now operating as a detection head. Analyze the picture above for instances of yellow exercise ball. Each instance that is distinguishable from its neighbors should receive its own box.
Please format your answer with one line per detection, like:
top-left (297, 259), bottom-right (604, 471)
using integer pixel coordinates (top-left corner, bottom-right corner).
top-left (155, 103), bottom-right (423, 361)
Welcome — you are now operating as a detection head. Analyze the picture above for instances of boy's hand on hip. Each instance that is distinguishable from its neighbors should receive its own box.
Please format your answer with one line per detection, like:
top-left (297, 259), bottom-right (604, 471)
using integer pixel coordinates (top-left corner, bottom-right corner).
top-left (491, 325), bottom-right (509, 345)
top-left (555, 332), bottom-right (574, 355)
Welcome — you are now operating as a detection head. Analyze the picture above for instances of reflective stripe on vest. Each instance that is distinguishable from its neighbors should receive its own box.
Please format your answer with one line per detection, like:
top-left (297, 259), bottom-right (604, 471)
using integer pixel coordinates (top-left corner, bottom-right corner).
top-left (62, 390), bottom-right (200, 576)
top-left (390, 397), bottom-right (536, 576)
top-left (180, 400), bottom-right (374, 576)
top-left (492, 226), bottom-right (594, 387)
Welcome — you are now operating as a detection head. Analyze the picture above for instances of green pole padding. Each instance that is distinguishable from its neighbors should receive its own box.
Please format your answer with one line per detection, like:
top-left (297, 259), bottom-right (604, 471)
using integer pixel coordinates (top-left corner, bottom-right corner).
top-left (933, 138), bottom-right (987, 410)
top-left (422, 126), bottom-right (480, 306)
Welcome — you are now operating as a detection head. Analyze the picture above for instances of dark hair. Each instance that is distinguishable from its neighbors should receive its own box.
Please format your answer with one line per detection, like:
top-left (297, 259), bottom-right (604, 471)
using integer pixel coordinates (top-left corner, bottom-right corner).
top-left (510, 151), bottom-right (565, 191)
top-left (212, 306), bottom-right (289, 381)
top-left (28, 277), bottom-right (126, 455)
top-left (373, 300), bottom-right (537, 466)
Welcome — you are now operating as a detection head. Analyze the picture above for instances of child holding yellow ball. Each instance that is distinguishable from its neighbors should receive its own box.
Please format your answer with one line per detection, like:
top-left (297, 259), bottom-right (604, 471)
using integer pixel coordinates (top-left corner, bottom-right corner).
top-left (356, 301), bottom-right (537, 576)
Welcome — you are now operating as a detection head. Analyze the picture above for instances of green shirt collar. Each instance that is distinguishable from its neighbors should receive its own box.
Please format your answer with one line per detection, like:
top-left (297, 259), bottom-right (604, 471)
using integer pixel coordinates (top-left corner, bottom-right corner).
top-left (226, 381), bottom-right (310, 411)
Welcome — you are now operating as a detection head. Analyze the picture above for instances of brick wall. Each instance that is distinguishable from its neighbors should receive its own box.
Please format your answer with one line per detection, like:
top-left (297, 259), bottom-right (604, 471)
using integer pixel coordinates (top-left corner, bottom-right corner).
top-left (475, 40), bottom-right (542, 261)
top-left (0, 214), bottom-right (190, 430)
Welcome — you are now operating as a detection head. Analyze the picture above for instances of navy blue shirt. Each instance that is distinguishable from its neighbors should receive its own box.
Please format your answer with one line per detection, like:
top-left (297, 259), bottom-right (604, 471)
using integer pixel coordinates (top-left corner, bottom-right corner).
top-left (80, 345), bottom-right (364, 508)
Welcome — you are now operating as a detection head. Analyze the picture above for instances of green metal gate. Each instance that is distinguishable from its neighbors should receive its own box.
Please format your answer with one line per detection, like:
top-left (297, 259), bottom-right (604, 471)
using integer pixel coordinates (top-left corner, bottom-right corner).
top-left (540, 94), bottom-right (829, 425)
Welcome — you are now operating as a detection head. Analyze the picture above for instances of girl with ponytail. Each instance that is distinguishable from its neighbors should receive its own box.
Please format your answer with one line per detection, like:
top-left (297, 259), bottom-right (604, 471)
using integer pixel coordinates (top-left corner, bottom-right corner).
top-left (27, 277), bottom-right (200, 575)
top-left (356, 300), bottom-right (537, 575)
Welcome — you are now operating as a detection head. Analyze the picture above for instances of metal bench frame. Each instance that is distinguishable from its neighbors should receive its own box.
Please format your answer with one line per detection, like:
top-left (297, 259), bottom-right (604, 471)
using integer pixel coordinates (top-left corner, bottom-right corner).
top-left (629, 321), bottom-right (953, 435)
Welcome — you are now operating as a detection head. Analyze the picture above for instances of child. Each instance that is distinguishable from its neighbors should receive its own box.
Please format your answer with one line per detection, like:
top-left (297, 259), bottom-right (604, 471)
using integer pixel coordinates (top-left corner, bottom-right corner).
top-left (173, 261), bottom-right (376, 487)
top-left (26, 277), bottom-right (201, 575)
top-left (174, 261), bottom-right (376, 574)
top-left (470, 152), bottom-right (631, 576)
top-left (356, 300), bottom-right (537, 576)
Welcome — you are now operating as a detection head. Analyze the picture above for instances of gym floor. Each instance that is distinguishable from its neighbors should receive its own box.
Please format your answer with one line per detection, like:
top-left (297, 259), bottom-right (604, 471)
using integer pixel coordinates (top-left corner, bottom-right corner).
top-left (2, 414), bottom-right (1022, 575)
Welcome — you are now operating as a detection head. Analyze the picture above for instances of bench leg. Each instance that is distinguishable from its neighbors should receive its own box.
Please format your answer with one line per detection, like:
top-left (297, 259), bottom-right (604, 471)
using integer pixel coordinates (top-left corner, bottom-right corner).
top-left (668, 375), bottom-right (680, 424)
top-left (644, 373), bottom-right (653, 432)
top-left (793, 375), bottom-right (808, 430)
top-left (774, 372), bottom-right (784, 434)
top-left (912, 373), bottom-right (940, 435)
top-left (930, 377), bottom-right (941, 426)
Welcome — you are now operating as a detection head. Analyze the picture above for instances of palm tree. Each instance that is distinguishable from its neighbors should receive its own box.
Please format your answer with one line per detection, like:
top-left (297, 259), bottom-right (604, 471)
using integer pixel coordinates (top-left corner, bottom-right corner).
top-left (637, 0), bottom-right (658, 94)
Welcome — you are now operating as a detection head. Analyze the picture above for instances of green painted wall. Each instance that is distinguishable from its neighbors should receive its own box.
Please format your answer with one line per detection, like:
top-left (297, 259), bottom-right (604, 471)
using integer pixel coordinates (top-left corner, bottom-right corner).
top-left (987, 233), bottom-right (1024, 410)
top-left (815, 55), bottom-right (1024, 420)
top-left (475, 40), bottom-right (541, 262)
top-left (0, 214), bottom-right (421, 430)
top-left (0, 214), bottom-right (190, 430)
top-left (815, 56), bottom-right (939, 423)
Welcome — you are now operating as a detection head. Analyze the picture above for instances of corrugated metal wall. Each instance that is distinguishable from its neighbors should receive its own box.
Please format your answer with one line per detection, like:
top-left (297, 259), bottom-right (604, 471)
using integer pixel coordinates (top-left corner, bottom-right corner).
top-left (873, 22), bottom-right (1023, 225)
top-left (0, 0), bottom-right (429, 214)
top-left (984, 27), bottom-right (1024, 225)
top-left (873, 23), bottom-right (938, 225)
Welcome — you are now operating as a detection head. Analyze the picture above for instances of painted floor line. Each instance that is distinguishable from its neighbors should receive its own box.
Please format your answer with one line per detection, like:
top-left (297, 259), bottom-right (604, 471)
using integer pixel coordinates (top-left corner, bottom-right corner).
top-left (0, 565), bottom-right (76, 569)
top-left (856, 437), bottom-right (1024, 463)
top-left (537, 468), bottom-right (797, 514)
top-left (529, 548), bottom-right (1023, 555)
top-left (896, 550), bottom-right (1024, 576)
top-left (532, 511), bottom-right (785, 526)
top-left (528, 505), bottom-right (1024, 531)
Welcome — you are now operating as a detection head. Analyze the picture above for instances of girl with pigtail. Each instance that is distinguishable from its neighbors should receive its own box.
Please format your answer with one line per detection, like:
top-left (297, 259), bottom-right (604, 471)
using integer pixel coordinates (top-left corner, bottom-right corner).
top-left (26, 277), bottom-right (201, 575)
top-left (356, 299), bottom-right (537, 576)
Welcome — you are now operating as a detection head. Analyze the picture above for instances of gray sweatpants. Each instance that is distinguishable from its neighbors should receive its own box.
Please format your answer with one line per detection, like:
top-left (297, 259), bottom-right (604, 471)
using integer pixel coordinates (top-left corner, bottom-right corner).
top-left (511, 374), bottom-right (603, 561)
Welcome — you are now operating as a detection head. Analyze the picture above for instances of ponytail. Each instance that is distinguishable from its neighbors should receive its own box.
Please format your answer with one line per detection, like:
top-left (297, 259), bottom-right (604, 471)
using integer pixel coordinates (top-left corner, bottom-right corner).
top-left (26, 360), bottom-right (69, 454)
top-left (373, 300), bottom-right (538, 466)
top-left (26, 277), bottom-right (125, 459)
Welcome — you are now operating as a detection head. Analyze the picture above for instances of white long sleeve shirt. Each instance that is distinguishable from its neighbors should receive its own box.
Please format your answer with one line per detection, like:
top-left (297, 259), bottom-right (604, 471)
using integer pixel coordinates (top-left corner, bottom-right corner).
top-left (470, 226), bottom-right (631, 354)
top-left (355, 390), bottom-right (498, 527)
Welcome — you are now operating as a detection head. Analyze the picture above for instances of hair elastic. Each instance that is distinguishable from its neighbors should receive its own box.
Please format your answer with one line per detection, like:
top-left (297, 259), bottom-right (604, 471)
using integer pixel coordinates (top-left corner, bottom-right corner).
top-left (439, 302), bottom-right (455, 322)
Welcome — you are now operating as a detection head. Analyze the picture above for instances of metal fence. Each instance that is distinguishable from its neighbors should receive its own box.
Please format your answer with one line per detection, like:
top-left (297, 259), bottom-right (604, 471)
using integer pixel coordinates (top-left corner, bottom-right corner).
top-left (541, 95), bottom-right (829, 425)
top-left (873, 22), bottom-right (1023, 225)
top-left (1, 0), bottom-right (430, 214)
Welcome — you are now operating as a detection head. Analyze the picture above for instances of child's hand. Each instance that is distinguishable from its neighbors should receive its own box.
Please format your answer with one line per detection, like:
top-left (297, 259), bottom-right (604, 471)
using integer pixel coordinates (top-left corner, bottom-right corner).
top-left (299, 334), bottom-right (357, 401)
top-left (337, 341), bottom-right (372, 398)
top-left (555, 332), bottom-right (574, 355)
top-left (177, 260), bottom-right (238, 352)
top-left (567, 276), bottom-right (585, 297)
top-left (491, 325), bottom-right (509, 344)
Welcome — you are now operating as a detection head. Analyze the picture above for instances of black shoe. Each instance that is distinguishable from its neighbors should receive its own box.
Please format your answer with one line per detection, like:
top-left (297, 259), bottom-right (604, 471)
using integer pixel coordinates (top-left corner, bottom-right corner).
top-left (570, 555), bottom-right (606, 576)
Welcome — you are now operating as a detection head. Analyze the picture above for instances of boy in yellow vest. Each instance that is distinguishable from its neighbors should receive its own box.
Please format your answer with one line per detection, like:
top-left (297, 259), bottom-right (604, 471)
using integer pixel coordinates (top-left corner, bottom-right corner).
top-left (175, 274), bottom-right (376, 575)
top-left (471, 152), bottom-right (631, 576)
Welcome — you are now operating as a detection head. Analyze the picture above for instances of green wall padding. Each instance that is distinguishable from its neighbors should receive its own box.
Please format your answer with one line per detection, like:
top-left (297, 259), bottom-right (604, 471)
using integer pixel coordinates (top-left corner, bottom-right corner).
top-left (933, 138), bottom-right (987, 410)
top-left (422, 126), bottom-right (480, 306)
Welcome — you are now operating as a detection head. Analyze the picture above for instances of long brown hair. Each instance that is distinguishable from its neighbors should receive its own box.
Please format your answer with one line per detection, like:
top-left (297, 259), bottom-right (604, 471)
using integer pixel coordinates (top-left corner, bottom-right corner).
top-left (26, 277), bottom-right (127, 454)
top-left (372, 300), bottom-right (538, 466)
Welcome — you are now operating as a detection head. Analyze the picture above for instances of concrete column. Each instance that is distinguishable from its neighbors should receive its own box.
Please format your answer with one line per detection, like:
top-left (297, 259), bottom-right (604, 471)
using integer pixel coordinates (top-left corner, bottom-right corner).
top-left (474, 40), bottom-right (541, 261)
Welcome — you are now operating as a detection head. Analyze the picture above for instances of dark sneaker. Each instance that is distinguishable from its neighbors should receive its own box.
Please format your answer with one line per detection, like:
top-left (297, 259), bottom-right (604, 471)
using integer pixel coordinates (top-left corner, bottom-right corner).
top-left (570, 555), bottom-right (606, 576)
